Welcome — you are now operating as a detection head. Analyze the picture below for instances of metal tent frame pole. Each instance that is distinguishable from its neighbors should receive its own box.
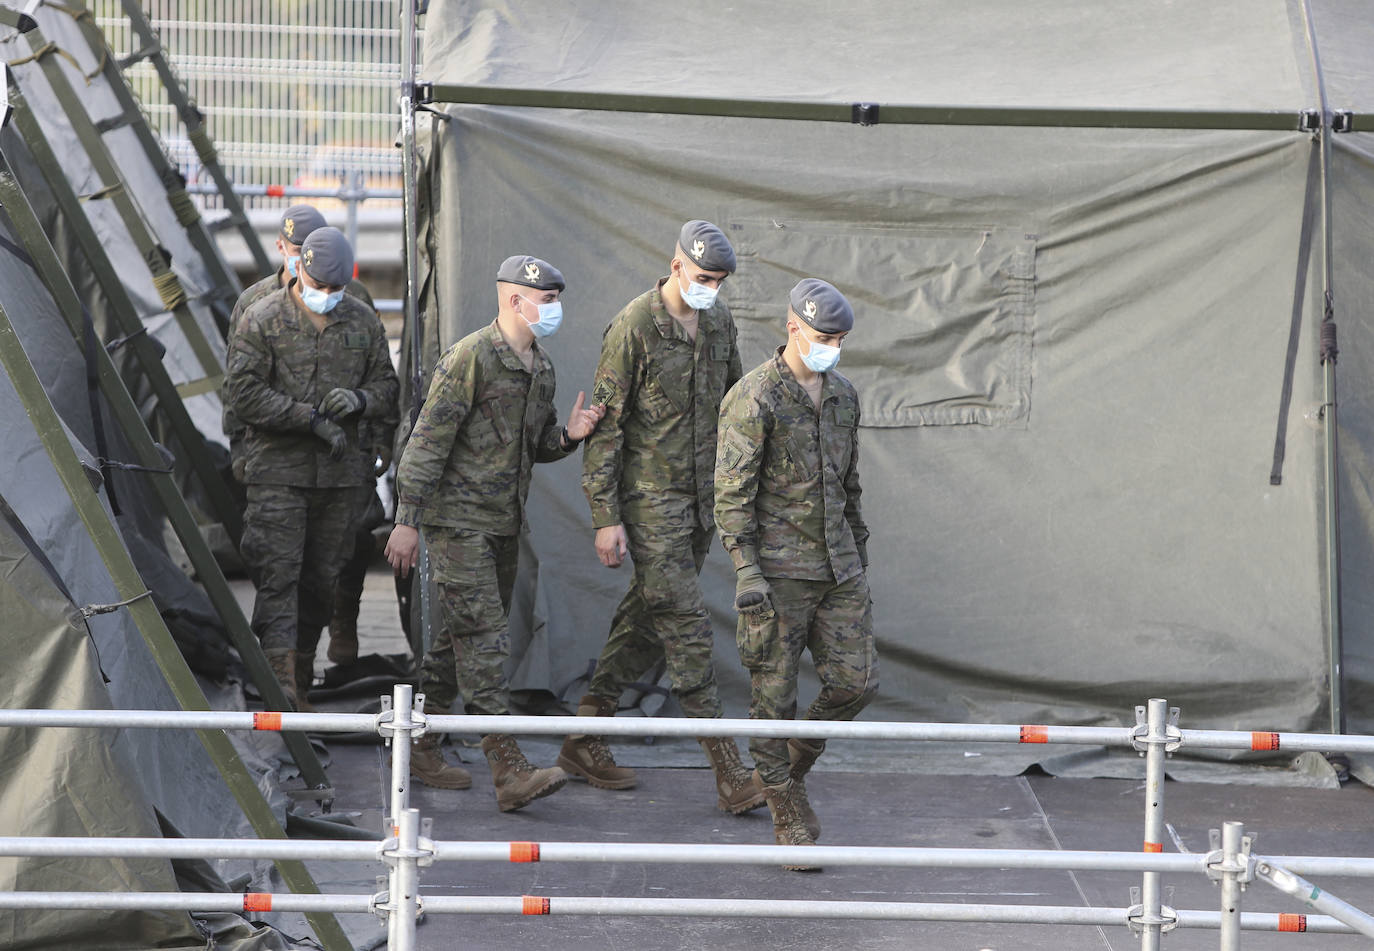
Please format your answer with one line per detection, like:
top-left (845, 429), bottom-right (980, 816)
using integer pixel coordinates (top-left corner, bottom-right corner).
top-left (0, 275), bottom-right (352, 951)
top-left (0, 151), bottom-right (332, 794)
top-left (1299, 0), bottom-right (1345, 737)
top-left (114, 0), bottom-right (274, 276)
top-left (3, 83), bottom-right (243, 545)
top-left (424, 83), bottom-right (1324, 131)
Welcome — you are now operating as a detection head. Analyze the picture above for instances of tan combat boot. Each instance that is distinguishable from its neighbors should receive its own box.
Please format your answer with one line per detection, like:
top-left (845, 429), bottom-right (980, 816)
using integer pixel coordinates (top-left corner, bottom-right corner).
top-left (787, 738), bottom-right (824, 841)
top-left (293, 652), bottom-right (316, 713)
top-left (760, 776), bottom-right (821, 872)
top-left (481, 734), bottom-right (567, 812)
top-left (409, 731), bottom-right (473, 789)
top-left (699, 736), bottom-right (766, 814)
top-left (326, 589), bottom-right (359, 665)
top-left (556, 694), bottom-right (636, 789)
top-left (263, 647), bottom-right (297, 709)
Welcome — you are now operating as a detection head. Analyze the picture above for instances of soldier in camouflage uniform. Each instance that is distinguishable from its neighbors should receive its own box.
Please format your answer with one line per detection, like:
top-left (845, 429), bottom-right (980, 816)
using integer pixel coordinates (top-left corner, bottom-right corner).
top-left (714, 278), bottom-right (878, 870)
top-left (385, 255), bottom-right (605, 812)
top-left (224, 205), bottom-right (397, 670)
top-left (557, 221), bottom-right (763, 815)
top-left (224, 205), bottom-right (385, 481)
top-left (224, 227), bottom-right (399, 712)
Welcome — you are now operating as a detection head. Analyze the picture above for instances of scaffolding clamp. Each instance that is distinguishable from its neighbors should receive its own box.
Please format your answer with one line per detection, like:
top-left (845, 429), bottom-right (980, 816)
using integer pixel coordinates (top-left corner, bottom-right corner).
top-left (1130, 703), bottom-right (1181, 755)
top-left (376, 692), bottom-right (428, 744)
top-left (1125, 899), bottom-right (1178, 935)
top-left (1205, 826), bottom-right (1255, 886)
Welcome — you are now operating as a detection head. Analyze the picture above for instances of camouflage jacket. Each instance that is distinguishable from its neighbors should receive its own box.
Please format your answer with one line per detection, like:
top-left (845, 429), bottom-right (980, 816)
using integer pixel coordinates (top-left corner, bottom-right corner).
top-left (394, 320), bottom-right (572, 535)
top-left (582, 280), bottom-right (741, 530)
top-left (714, 347), bottom-right (869, 584)
top-left (223, 283), bottom-right (399, 488)
top-left (223, 270), bottom-right (391, 455)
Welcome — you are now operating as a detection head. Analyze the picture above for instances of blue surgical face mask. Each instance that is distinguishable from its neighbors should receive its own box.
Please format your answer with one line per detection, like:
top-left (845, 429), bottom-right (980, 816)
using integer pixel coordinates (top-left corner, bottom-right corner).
top-left (286, 255), bottom-right (300, 278)
top-left (520, 296), bottom-right (563, 338)
top-left (798, 324), bottom-right (842, 373)
top-left (678, 273), bottom-right (719, 311)
top-left (301, 283), bottom-right (344, 314)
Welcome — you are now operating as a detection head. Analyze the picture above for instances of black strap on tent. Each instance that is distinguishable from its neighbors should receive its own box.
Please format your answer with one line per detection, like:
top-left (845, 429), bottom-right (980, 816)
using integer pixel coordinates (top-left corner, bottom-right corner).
top-left (0, 492), bottom-right (110, 684)
top-left (1269, 144), bottom-right (1322, 486)
top-left (0, 230), bottom-right (123, 512)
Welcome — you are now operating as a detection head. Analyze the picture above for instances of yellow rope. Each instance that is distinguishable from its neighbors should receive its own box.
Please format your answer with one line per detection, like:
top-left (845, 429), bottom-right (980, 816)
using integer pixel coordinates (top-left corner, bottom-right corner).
top-left (152, 269), bottom-right (188, 312)
top-left (166, 185), bottom-right (202, 227)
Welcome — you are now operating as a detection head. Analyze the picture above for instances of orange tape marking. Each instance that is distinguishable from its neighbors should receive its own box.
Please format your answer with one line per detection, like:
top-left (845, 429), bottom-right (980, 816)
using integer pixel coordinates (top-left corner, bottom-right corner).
top-left (1019, 725), bottom-right (1048, 743)
top-left (243, 893), bottom-right (273, 912)
top-left (1278, 913), bottom-right (1307, 932)
top-left (510, 842), bottom-right (541, 863)
top-left (522, 895), bottom-right (550, 916)
top-left (253, 712), bottom-right (282, 731)
top-left (265, 184), bottom-right (286, 197)
top-left (1143, 841), bottom-right (1163, 853)
top-left (1251, 732), bottom-right (1281, 751)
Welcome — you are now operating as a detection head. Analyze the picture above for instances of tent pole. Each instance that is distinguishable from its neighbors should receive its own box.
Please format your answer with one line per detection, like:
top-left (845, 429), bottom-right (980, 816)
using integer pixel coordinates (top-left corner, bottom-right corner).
top-left (3, 85), bottom-right (243, 546)
top-left (0, 291), bottom-right (354, 951)
top-left (425, 83), bottom-right (1310, 132)
top-left (115, 0), bottom-right (275, 277)
top-left (0, 10), bottom-right (223, 383)
top-left (1300, 0), bottom-right (1343, 736)
top-left (0, 153), bottom-right (333, 798)
top-left (398, 0), bottom-right (434, 660)
top-left (56, 3), bottom-right (242, 337)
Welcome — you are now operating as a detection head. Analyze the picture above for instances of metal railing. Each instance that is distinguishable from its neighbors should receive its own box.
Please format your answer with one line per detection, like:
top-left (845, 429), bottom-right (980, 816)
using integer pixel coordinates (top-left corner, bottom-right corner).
top-left (3, 690), bottom-right (1374, 950)
top-left (91, 1), bottom-right (416, 211)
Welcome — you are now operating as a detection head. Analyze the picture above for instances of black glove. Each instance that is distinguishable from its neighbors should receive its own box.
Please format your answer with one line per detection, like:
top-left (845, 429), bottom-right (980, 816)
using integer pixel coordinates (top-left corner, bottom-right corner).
top-left (310, 412), bottom-right (348, 461)
top-left (734, 564), bottom-right (775, 619)
top-left (321, 387), bottom-right (366, 418)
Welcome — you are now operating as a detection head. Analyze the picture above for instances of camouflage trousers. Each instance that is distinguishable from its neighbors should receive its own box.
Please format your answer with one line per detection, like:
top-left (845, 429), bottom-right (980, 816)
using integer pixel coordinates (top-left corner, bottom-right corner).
top-left (419, 527), bottom-right (517, 717)
top-left (738, 573), bottom-right (879, 786)
top-left (241, 484), bottom-right (358, 653)
top-left (587, 520), bottom-right (723, 718)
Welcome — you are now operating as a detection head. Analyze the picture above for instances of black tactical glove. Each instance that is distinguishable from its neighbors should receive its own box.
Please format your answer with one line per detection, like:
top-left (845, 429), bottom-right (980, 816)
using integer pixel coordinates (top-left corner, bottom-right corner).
top-left (734, 563), bottom-right (775, 619)
top-left (310, 412), bottom-right (348, 461)
top-left (321, 387), bottom-right (366, 418)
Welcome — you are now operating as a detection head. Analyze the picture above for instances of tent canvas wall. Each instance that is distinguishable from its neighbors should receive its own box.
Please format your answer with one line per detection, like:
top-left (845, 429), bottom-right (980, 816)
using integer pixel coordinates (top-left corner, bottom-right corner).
top-left (415, 0), bottom-right (1374, 753)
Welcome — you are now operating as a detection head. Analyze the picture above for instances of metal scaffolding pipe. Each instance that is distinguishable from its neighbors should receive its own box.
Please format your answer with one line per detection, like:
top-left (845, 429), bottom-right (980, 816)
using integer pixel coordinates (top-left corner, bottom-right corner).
top-left (1178, 728), bottom-right (1374, 754)
top-left (0, 709), bottom-right (377, 732)
top-left (1256, 860), bottom-right (1374, 938)
top-left (430, 841), bottom-right (1205, 872)
top-left (1217, 821), bottom-right (1247, 951)
top-left (0, 837), bottom-right (380, 862)
top-left (421, 895), bottom-right (1131, 924)
top-left (0, 892), bottom-right (371, 913)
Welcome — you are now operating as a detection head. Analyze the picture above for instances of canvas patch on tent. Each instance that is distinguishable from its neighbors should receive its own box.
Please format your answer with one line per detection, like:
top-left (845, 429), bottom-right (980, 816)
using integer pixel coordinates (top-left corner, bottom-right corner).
top-left (725, 221), bottom-right (1035, 429)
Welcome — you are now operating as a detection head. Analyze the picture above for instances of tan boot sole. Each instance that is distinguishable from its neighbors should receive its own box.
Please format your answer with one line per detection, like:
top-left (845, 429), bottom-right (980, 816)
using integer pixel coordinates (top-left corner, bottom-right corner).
top-left (497, 768), bottom-right (568, 812)
top-left (719, 789), bottom-right (768, 815)
top-left (556, 752), bottom-right (637, 790)
top-left (414, 770), bottom-right (473, 790)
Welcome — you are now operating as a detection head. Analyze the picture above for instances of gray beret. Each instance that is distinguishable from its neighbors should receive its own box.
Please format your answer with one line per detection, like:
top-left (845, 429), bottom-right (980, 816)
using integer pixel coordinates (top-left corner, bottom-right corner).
top-left (279, 204), bottom-right (326, 244)
top-left (677, 220), bottom-right (737, 274)
top-left (497, 254), bottom-right (565, 291)
top-left (300, 227), bottom-right (354, 287)
top-left (789, 278), bottom-right (854, 333)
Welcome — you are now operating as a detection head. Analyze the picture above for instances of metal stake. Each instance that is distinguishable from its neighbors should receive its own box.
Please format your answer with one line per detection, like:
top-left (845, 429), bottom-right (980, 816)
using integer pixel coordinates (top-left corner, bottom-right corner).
top-left (384, 808), bottom-right (424, 951)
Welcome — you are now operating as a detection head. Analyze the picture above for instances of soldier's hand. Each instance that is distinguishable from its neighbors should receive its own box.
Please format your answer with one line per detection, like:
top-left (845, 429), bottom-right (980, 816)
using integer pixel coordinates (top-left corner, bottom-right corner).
top-left (735, 564), bottom-right (775, 619)
top-left (310, 414), bottom-right (349, 461)
top-left (595, 524), bottom-right (629, 568)
top-left (385, 524), bottom-right (420, 578)
top-left (565, 391), bottom-right (605, 442)
top-left (321, 387), bottom-right (366, 418)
